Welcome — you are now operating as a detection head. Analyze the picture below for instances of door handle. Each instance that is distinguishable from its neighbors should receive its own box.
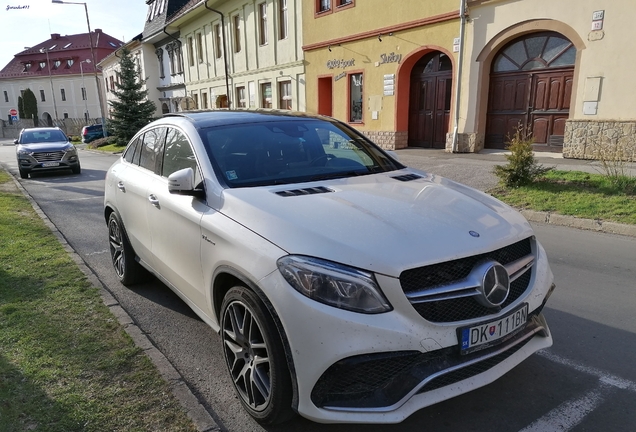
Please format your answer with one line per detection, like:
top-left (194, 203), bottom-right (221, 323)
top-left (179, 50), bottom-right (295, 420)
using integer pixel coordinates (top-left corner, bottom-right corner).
top-left (117, 181), bottom-right (125, 192)
top-left (148, 194), bottom-right (160, 207)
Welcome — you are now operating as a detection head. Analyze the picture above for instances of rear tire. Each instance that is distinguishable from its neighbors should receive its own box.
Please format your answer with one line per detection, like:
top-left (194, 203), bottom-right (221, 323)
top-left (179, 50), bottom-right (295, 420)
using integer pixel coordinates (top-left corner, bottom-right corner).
top-left (19, 168), bottom-right (29, 179)
top-left (107, 212), bottom-right (147, 286)
top-left (221, 287), bottom-right (295, 425)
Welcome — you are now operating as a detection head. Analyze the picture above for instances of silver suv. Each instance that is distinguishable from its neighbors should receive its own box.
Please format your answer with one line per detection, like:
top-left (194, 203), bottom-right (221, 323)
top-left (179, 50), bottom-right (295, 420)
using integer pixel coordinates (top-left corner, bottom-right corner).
top-left (15, 127), bottom-right (81, 179)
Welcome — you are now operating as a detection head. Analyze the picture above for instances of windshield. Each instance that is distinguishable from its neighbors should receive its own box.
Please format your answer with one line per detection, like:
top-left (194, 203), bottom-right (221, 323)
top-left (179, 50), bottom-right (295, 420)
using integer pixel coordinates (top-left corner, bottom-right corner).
top-left (199, 119), bottom-right (404, 187)
top-left (20, 130), bottom-right (68, 144)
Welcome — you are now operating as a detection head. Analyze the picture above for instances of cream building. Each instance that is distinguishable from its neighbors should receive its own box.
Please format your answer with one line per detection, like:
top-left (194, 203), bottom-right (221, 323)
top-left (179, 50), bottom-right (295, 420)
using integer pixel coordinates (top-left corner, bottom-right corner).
top-left (458, 0), bottom-right (636, 159)
top-left (167, 0), bottom-right (305, 111)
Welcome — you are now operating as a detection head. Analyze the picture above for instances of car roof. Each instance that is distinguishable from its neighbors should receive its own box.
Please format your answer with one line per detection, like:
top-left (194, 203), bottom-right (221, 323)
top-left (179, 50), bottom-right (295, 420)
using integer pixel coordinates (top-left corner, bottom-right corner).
top-left (21, 127), bottom-right (64, 133)
top-left (162, 109), bottom-right (334, 129)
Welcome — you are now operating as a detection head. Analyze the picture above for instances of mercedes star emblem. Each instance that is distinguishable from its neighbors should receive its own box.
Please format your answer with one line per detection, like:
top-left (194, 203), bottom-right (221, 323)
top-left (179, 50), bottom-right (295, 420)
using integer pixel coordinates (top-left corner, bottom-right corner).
top-left (476, 262), bottom-right (510, 308)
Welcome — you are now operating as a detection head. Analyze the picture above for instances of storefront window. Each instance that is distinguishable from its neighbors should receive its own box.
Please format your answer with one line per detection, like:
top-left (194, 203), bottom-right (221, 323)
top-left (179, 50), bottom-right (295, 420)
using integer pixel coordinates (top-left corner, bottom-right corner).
top-left (349, 73), bottom-right (363, 123)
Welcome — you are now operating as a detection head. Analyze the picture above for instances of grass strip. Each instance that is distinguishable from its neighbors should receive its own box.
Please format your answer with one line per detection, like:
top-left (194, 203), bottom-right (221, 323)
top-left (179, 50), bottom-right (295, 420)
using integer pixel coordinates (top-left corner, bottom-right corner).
top-left (0, 169), bottom-right (196, 432)
top-left (491, 170), bottom-right (636, 225)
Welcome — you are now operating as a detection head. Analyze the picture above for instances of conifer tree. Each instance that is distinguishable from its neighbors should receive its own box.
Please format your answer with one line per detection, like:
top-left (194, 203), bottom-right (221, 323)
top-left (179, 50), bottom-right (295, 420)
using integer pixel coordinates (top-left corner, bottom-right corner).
top-left (22, 89), bottom-right (38, 122)
top-left (18, 96), bottom-right (24, 119)
top-left (108, 48), bottom-right (156, 145)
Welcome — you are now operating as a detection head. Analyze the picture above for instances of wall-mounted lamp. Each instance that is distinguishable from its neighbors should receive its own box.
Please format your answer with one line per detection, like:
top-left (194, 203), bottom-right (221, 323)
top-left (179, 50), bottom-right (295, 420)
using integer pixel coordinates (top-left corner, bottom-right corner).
top-left (328, 45), bottom-right (332, 52)
top-left (378, 34), bottom-right (382, 42)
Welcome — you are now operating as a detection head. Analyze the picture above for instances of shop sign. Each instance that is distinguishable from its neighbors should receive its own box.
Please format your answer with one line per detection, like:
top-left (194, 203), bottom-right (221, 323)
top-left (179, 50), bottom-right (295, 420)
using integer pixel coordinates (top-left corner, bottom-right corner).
top-left (327, 58), bottom-right (355, 69)
top-left (334, 72), bottom-right (346, 82)
top-left (379, 52), bottom-right (402, 65)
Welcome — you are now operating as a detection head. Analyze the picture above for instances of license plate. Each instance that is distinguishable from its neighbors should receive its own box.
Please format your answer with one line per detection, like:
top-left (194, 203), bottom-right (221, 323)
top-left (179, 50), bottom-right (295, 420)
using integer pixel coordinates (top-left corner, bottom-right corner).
top-left (459, 304), bottom-right (528, 355)
top-left (42, 162), bottom-right (60, 167)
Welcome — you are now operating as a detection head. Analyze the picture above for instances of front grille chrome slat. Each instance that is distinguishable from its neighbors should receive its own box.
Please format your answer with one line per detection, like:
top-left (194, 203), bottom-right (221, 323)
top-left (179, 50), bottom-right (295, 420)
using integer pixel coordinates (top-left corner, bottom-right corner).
top-left (400, 237), bottom-right (535, 322)
top-left (33, 151), bottom-right (65, 162)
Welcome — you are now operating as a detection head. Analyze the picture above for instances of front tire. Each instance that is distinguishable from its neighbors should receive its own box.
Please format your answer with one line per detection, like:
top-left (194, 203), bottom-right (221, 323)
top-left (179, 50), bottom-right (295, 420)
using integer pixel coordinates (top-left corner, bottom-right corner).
top-left (107, 212), bottom-right (147, 286)
top-left (19, 168), bottom-right (29, 179)
top-left (221, 287), bottom-right (294, 425)
top-left (71, 163), bottom-right (81, 175)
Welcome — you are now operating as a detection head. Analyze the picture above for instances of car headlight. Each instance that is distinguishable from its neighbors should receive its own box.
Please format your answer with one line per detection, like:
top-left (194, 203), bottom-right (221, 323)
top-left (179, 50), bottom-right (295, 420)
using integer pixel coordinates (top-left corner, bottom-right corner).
top-left (64, 143), bottom-right (76, 152)
top-left (17, 149), bottom-right (31, 156)
top-left (277, 255), bottom-right (392, 314)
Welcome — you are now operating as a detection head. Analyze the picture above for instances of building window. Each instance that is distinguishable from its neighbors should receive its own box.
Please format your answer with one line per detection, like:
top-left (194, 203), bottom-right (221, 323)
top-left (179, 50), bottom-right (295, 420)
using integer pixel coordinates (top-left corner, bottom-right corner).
top-left (3, 91), bottom-right (8, 102)
top-left (236, 86), bottom-right (246, 108)
top-left (187, 36), bottom-right (194, 66)
top-left (84, 112), bottom-right (89, 121)
top-left (196, 33), bottom-right (204, 63)
top-left (233, 15), bottom-right (241, 53)
top-left (39, 61), bottom-right (46, 70)
top-left (156, 47), bottom-right (165, 78)
top-left (176, 44), bottom-right (184, 73)
top-left (53, 60), bottom-right (61, 69)
top-left (66, 59), bottom-right (74, 68)
top-left (261, 82), bottom-right (272, 108)
top-left (337, 0), bottom-right (352, 6)
top-left (23, 62), bottom-right (31, 72)
top-left (278, 81), bottom-right (291, 110)
top-left (64, 113), bottom-right (69, 119)
top-left (60, 88), bottom-right (66, 102)
top-left (214, 24), bottom-right (222, 59)
top-left (192, 93), bottom-right (199, 109)
top-left (81, 87), bottom-right (87, 101)
top-left (349, 73), bottom-right (363, 123)
top-left (40, 89), bottom-right (46, 101)
top-left (202, 92), bottom-right (208, 109)
top-left (258, 3), bottom-right (268, 46)
top-left (110, 76), bottom-right (115, 91)
top-left (279, 0), bottom-right (288, 40)
top-left (317, 0), bottom-right (330, 13)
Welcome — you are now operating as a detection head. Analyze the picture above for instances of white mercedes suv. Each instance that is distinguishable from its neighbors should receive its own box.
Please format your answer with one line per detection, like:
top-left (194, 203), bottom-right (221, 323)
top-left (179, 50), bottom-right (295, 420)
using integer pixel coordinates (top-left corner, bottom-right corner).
top-left (104, 111), bottom-right (555, 425)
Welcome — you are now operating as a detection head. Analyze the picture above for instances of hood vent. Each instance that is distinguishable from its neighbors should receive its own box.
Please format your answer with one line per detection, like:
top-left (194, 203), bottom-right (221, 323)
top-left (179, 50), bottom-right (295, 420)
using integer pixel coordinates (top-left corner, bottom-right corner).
top-left (275, 186), bottom-right (333, 197)
top-left (392, 173), bottom-right (422, 182)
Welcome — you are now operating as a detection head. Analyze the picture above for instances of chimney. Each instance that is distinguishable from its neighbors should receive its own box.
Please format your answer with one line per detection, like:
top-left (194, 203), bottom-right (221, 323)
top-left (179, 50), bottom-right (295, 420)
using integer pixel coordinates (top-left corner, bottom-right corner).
top-left (95, 29), bottom-right (102, 33)
top-left (51, 33), bottom-right (61, 40)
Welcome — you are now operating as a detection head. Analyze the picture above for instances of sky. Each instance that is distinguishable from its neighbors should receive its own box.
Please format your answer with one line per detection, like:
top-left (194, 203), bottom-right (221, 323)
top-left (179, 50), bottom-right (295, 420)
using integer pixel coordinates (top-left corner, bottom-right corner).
top-left (1, 0), bottom-right (149, 69)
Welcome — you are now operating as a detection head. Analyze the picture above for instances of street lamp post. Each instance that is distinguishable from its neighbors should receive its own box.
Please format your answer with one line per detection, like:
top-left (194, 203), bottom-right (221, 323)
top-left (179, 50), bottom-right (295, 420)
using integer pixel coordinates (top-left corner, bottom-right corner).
top-left (79, 59), bottom-right (91, 120)
top-left (52, 0), bottom-right (106, 137)
top-left (40, 47), bottom-right (60, 124)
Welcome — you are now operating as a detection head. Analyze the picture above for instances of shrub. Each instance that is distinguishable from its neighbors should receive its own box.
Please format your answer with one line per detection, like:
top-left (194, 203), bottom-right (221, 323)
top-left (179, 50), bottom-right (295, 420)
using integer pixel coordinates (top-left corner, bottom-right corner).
top-left (493, 127), bottom-right (552, 187)
top-left (88, 136), bottom-right (117, 149)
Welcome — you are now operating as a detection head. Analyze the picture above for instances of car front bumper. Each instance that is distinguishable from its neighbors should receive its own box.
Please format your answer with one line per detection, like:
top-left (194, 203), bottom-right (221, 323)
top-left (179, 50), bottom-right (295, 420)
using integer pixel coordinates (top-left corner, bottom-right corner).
top-left (17, 151), bottom-right (80, 173)
top-left (260, 240), bottom-right (554, 424)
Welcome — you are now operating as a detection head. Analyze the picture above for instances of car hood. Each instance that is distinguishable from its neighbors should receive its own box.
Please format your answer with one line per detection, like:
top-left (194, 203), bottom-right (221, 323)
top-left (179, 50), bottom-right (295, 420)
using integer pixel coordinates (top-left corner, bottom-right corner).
top-left (17, 142), bottom-right (72, 152)
top-left (218, 170), bottom-right (534, 277)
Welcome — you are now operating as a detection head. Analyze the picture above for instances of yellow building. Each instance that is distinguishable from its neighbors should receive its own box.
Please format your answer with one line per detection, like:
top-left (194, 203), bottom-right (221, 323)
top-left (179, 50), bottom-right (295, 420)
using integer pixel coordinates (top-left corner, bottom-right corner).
top-left (303, 0), bottom-right (463, 150)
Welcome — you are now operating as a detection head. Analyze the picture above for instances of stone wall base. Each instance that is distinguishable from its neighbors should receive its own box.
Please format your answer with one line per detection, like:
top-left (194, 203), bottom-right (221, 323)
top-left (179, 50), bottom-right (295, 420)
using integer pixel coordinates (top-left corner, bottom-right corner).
top-left (444, 132), bottom-right (485, 153)
top-left (564, 120), bottom-right (636, 162)
top-left (361, 130), bottom-right (409, 150)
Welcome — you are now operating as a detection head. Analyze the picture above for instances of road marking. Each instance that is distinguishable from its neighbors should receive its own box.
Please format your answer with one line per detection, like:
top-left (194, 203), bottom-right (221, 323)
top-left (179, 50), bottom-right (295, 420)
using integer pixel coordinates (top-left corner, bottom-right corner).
top-left (86, 249), bottom-right (108, 256)
top-left (518, 351), bottom-right (636, 432)
top-left (519, 386), bottom-right (611, 432)
top-left (538, 350), bottom-right (636, 392)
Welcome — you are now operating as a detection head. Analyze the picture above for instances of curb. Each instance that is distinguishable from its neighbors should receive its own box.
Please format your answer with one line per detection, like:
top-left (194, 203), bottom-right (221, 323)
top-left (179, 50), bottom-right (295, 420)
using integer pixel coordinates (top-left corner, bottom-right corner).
top-left (520, 209), bottom-right (636, 237)
top-left (3, 169), bottom-right (221, 432)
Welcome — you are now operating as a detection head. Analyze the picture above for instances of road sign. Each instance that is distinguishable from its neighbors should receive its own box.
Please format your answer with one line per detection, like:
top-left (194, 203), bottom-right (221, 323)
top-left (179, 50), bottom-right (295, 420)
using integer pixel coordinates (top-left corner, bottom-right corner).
top-left (9, 108), bottom-right (17, 116)
top-left (11, 115), bottom-right (18, 122)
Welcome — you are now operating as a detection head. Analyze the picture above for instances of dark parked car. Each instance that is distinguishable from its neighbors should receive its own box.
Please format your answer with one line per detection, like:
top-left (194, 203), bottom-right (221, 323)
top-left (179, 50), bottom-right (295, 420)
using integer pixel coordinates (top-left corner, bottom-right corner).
top-left (15, 127), bottom-right (81, 178)
top-left (81, 124), bottom-right (104, 143)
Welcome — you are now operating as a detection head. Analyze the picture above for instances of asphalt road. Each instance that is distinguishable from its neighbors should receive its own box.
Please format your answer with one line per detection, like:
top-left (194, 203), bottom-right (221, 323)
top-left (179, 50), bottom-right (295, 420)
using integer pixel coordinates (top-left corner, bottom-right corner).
top-left (1, 143), bottom-right (635, 432)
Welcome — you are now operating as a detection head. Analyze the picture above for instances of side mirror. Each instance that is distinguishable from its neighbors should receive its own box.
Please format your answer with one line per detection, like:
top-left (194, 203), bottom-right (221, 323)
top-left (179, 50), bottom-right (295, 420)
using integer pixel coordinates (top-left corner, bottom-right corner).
top-left (168, 168), bottom-right (205, 198)
top-left (14, 139), bottom-right (18, 145)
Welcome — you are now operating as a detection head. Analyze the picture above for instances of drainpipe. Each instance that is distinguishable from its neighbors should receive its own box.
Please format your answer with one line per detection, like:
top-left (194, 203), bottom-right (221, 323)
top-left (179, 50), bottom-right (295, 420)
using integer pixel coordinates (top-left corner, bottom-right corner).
top-left (451, 0), bottom-right (467, 153)
top-left (204, 1), bottom-right (231, 108)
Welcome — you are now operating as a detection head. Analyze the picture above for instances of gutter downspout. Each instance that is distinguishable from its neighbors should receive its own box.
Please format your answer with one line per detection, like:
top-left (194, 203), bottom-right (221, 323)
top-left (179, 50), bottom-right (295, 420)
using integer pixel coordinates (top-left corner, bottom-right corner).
top-left (451, 0), bottom-right (467, 153)
top-left (204, 1), bottom-right (231, 108)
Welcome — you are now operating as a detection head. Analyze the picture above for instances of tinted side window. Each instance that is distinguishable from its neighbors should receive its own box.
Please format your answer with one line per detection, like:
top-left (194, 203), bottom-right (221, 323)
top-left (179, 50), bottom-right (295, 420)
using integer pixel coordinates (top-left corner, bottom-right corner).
top-left (162, 128), bottom-right (199, 180)
top-left (139, 127), bottom-right (167, 172)
top-left (123, 138), bottom-right (139, 164)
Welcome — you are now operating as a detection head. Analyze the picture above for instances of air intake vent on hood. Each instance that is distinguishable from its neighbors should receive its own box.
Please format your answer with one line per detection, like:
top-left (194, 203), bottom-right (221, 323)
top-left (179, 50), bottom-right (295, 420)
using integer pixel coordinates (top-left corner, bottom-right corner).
top-left (275, 186), bottom-right (333, 197)
top-left (392, 174), bottom-right (422, 182)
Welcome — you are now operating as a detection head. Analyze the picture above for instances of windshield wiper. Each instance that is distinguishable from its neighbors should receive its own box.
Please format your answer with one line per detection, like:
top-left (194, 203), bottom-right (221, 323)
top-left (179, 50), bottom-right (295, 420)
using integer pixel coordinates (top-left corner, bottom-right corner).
top-left (309, 170), bottom-right (368, 182)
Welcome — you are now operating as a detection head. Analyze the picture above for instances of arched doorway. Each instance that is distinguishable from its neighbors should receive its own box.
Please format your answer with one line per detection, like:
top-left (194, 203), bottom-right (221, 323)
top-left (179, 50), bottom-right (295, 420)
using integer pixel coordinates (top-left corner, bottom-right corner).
top-left (486, 32), bottom-right (575, 149)
top-left (42, 112), bottom-right (53, 127)
top-left (161, 103), bottom-right (169, 114)
top-left (408, 52), bottom-right (453, 148)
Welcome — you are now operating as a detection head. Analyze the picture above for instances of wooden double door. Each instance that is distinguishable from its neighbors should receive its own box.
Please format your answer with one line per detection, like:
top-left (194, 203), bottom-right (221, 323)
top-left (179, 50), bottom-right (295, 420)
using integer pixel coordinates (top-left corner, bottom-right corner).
top-left (408, 53), bottom-right (453, 148)
top-left (486, 68), bottom-right (573, 149)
